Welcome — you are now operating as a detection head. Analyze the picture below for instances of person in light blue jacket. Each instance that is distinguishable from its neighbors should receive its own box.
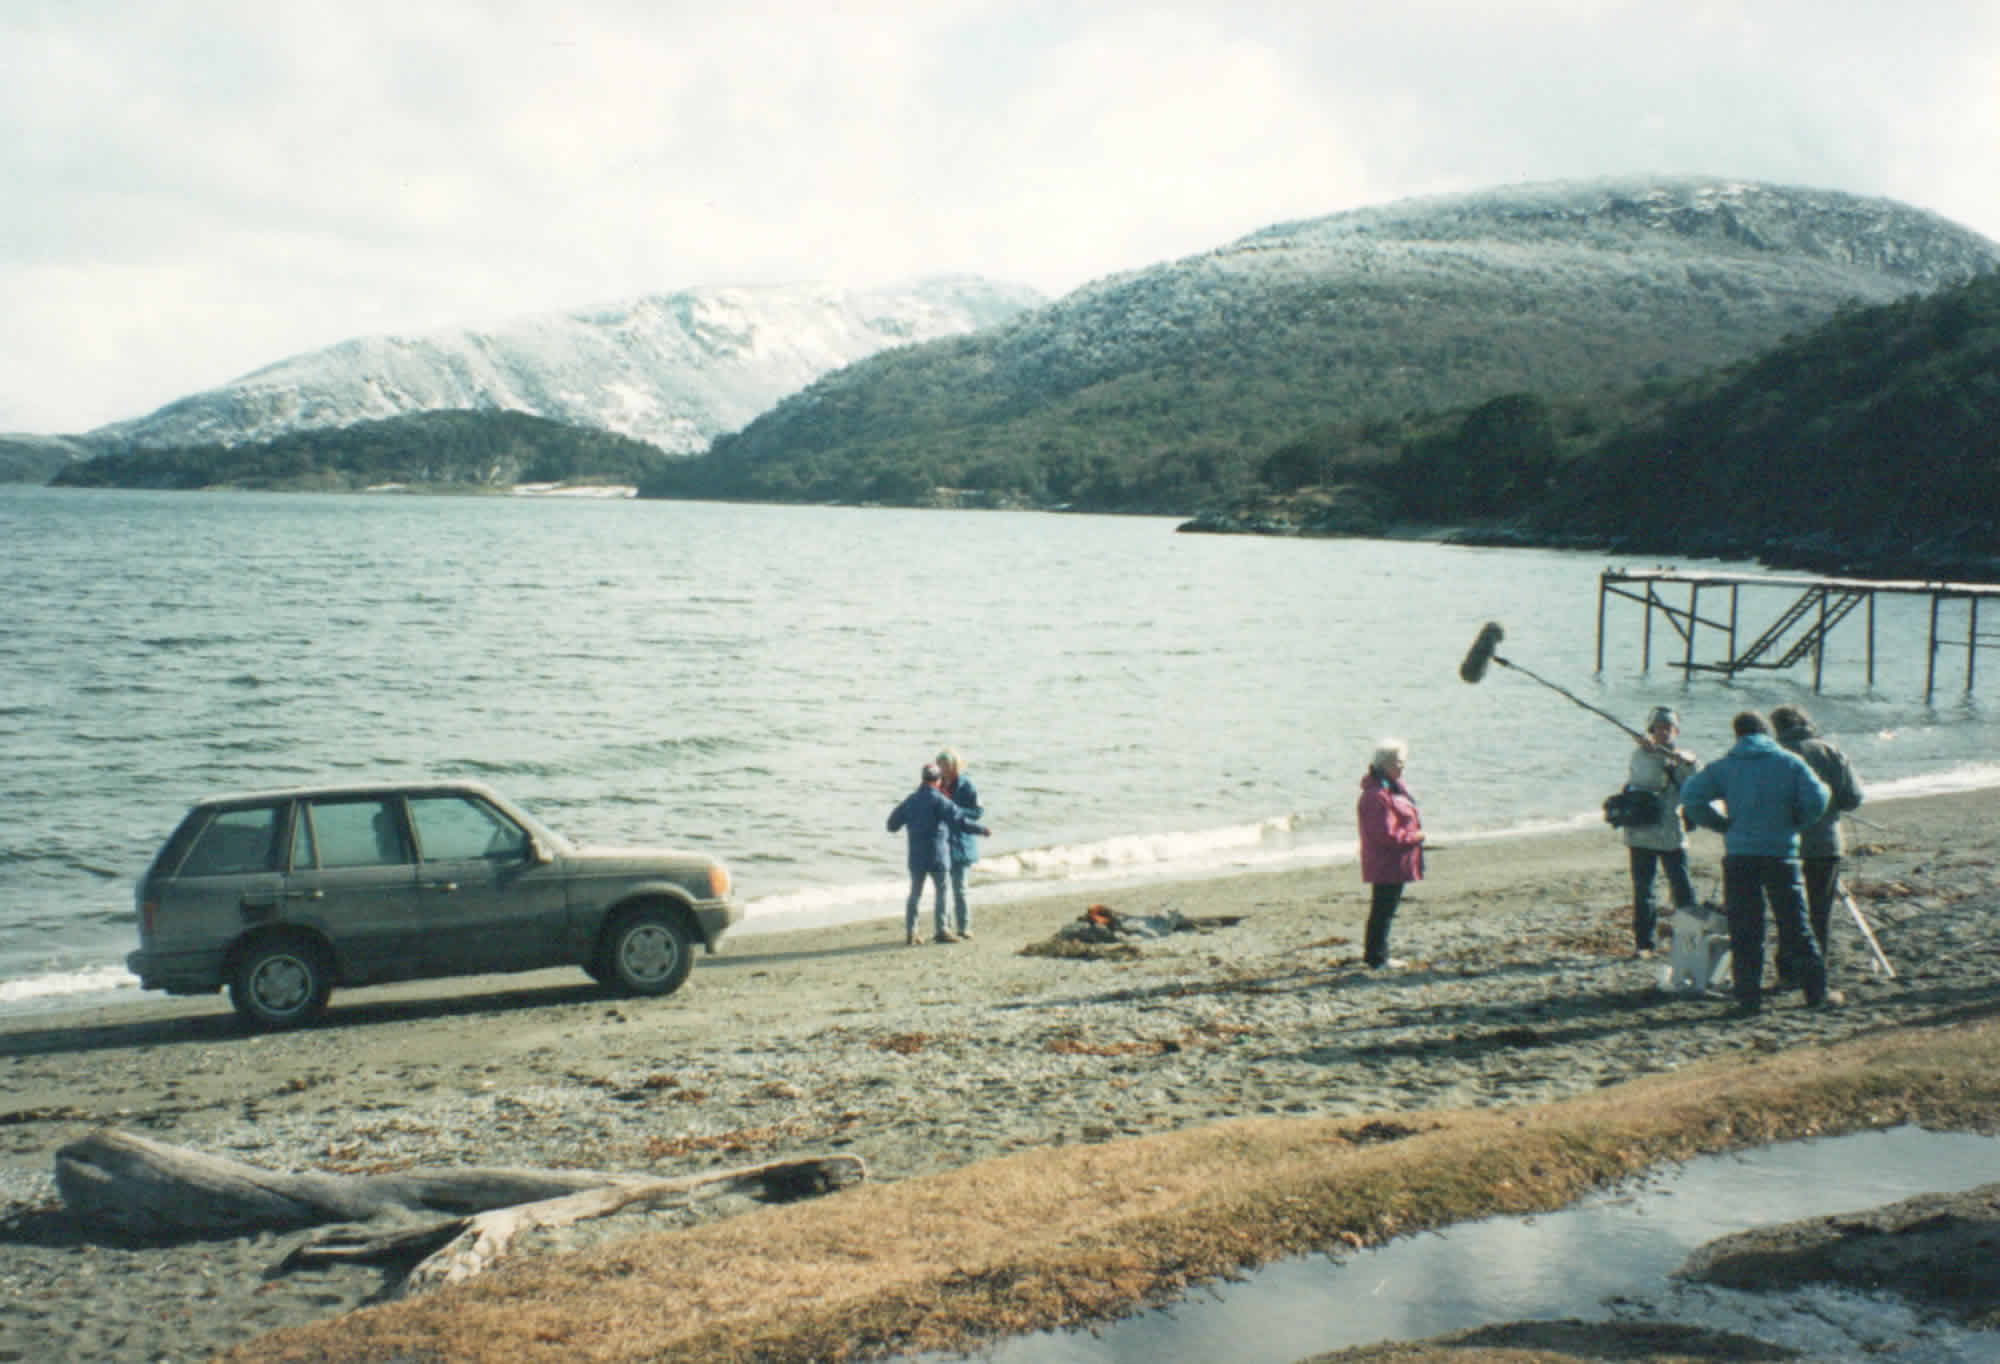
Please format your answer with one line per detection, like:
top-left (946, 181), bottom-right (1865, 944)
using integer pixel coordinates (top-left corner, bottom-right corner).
top-left (1680, 711), bottom-right (1832, 1015)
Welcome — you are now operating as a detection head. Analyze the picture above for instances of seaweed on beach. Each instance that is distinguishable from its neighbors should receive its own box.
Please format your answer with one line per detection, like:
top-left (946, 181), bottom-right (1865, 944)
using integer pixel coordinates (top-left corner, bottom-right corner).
top-left (1019, 937), bottom-right (1143, 961)
top-left (1020, 904), bottom-right (1247, 959)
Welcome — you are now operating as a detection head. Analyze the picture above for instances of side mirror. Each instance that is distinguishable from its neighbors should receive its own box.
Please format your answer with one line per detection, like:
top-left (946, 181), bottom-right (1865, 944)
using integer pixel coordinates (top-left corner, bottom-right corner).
top-left (525, 836), bottom-right (552, 865)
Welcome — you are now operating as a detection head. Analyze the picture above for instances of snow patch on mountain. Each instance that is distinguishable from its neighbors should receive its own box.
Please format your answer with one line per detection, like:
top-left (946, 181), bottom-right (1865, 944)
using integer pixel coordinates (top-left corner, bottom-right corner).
top-left (89, 276), bottom-right (1042, 454)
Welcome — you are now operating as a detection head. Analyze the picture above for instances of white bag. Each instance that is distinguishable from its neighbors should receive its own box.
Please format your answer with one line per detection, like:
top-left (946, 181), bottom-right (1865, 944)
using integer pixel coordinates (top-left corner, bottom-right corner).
top-left (1660, 904), bottom-right (1733, 996)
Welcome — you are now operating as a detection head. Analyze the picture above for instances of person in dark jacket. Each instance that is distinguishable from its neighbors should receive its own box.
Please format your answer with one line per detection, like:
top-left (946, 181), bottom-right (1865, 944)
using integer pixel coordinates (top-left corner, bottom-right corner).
top-left (1356, 739), bottom-right (1425, 970)
top-left (1770, 704), bottom-right (1864, 982)
top-left (936, 748), bottom-right (983, 940)
top-left (888, 763), bottom-right (990, 946)
top-left (1679, 712), bottom-right (1831, 1014)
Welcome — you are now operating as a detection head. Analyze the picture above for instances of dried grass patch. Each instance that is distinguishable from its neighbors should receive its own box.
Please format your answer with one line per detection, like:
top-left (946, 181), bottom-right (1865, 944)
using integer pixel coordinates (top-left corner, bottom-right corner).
top-left (223, 1010), bottom-right (2000, 1364)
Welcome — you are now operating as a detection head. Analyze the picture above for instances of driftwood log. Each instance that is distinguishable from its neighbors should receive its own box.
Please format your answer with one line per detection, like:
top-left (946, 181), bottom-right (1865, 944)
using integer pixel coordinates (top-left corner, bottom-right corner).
top-left (55, 1127), bottom-right (867, 1295)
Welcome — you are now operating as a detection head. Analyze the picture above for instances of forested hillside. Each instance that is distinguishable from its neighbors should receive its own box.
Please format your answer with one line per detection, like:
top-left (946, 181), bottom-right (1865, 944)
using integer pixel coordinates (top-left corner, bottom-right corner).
top-left (1188, 273), bottom-right (2000, 580)
top-left (0, 436), bottom-right (89, 484)
top-left (50, 411), bottom-right (670, 492)
top-left (1527, 272), bottom-right (2000, 577)
top-left (641, 178), bottom-right (2000, 511)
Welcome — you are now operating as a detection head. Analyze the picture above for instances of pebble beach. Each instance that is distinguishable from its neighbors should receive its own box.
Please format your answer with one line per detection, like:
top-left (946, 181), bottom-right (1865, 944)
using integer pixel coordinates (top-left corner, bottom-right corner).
top-left (2, 788), bottom-right (1997, 1363)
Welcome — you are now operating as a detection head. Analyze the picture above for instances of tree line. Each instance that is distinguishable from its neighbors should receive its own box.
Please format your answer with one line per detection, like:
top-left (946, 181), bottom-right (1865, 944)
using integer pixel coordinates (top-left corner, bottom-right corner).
top-left (51, 410), bottom-right (673, 492)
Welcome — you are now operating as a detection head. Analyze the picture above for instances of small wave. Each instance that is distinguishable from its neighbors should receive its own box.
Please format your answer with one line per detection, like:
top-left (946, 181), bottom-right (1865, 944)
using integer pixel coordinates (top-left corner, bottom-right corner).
top-left (141, 634), bottom-right (243, 650)
top-left (78, 682), bottom-right (167, 696)
top-left (979, 819), bottom-right (1302, 882)
top-left (0, 964), bottom-right (137, 1008)
top-left (729, 850), bottom-right (803, 867)
top-left (738, 815), bottom-right (1351, 935)
top-left (601, 734), bottom-right (742, 761)
top-left (437, 758), bottom-right (564, 779)
top-left (209, 736), bottom-right (294, 754)
top-left (1868, 763), bottom-right (2000, 802)
top-left (7, 850), bottom-right (132, 880)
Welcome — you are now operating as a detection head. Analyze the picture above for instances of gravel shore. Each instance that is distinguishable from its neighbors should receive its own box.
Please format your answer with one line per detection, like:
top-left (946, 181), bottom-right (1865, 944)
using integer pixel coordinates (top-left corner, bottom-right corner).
top-left (3, 788), bottom-right (1996, 1363)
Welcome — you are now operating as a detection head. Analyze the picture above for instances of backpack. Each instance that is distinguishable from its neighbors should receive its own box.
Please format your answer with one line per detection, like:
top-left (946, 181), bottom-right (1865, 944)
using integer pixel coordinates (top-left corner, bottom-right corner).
top-left (1602, 786), bottom-right (1663, 829)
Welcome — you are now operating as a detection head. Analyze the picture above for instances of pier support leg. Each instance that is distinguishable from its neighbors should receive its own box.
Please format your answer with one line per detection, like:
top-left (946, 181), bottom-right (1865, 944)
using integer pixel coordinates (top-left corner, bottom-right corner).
top-left (1867, 594), bottom-right (1876, 690)
top-left (1814, 591), bottom-right (1828, 692)
top-left (1727, 587), bottom-right (1740, 681)
top-left (1596, 575), bottom-right (1607, 674)
top-left (1927, 595), bottom-right (1941, 703)
top-left (1971, 598), bottom-right (1980, 693)
top-left (1685, 585), bottom-right (1699, 676)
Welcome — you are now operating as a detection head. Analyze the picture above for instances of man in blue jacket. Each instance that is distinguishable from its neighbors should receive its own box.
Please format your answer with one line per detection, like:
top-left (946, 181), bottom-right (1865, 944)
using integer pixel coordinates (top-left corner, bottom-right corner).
top-left (1680, 711), bottom-right (1832, 1014)
top-left (888, 764), bottom-right (991, 946)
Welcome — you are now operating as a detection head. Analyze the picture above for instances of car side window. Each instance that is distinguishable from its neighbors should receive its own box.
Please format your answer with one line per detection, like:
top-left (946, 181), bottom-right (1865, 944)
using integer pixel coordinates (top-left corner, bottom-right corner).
top-left (309, 799), bottom-right (412, 868)
top-left (177, 805), bottom-right (282, 877)
top-left (408, 795), bottom-right (528, 862)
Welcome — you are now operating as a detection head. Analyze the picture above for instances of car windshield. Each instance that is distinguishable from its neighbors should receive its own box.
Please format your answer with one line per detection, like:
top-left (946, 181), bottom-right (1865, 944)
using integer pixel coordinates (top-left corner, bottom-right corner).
top-left (497, 798), bottom-right (574, 856)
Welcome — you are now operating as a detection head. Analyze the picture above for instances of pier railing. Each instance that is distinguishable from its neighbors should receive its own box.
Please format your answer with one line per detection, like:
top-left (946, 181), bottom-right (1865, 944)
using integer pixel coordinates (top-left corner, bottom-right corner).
top-left (1596, 568), bottom-right (2000, 700)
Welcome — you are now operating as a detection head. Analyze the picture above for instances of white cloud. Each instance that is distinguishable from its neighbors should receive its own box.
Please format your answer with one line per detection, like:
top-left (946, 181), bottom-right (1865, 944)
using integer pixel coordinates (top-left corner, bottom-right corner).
top-left (1, 0), bottom-right (1996, 433)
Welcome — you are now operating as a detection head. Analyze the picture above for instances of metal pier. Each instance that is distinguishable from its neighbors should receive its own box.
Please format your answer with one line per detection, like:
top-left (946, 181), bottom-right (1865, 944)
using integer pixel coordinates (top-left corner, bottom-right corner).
top-left (1596, 568), bottom-right (2000, 700)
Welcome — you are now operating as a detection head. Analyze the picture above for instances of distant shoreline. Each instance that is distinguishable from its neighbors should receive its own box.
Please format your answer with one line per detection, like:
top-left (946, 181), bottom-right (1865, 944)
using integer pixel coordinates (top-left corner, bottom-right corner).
top-left (16, 476), bottom-right (2000, 583)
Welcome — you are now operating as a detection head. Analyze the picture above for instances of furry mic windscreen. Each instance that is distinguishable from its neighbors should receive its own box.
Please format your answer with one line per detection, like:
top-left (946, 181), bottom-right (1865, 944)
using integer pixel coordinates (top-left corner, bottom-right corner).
top-left (1459, 621), bottom-right (1506, 683)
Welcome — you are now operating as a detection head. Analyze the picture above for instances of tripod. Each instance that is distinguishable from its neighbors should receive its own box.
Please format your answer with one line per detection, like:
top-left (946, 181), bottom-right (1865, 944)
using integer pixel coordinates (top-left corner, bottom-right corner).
top-left (1836, 876), bottom-right (1895, 978)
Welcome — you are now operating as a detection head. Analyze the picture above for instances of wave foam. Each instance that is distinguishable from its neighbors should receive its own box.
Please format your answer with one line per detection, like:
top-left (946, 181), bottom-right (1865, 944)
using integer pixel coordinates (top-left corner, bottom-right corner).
top-left (0, 964), bottom-right (137, 1010)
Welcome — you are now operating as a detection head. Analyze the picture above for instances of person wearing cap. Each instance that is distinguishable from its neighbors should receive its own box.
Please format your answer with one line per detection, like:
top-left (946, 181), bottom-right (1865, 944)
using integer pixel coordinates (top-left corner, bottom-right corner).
top-left (1770, 703), bottom-right (1864, 984)
top-left (887, 762), bottom-right (991, 946)
top-left (935, 748), bottom-right (982, 940)
top-left (1622, 705), bottom-right (1699, 955)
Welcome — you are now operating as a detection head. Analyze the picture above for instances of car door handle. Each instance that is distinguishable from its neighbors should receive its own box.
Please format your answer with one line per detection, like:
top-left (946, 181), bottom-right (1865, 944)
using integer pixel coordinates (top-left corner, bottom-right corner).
top-left (426, 881), bottom-right (460, 894)
top-left (280, 888), bottom-right (323, 901)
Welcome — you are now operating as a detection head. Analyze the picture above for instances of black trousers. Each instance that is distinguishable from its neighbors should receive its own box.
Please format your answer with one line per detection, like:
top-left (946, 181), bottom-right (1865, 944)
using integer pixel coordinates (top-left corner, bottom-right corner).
top-left (1722, 854), bottom-right (1826, 1008)
top-left (1628, 846), bottom-right (1696, 950)
top-left (1802, 855), bottom-right (1841, 974)
top-left (1365, 882), bottom-right (1405, 967)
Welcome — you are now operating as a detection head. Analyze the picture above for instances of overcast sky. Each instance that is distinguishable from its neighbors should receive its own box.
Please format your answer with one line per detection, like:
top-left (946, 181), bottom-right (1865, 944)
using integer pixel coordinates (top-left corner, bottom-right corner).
top-left (5, 1), bottom-right (1997, 434)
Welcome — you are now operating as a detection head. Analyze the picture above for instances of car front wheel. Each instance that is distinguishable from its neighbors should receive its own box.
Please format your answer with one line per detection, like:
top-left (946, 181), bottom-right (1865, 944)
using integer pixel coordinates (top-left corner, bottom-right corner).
top-left (600, 908), bottom-right (694, 997)
top-left (229, 937), bottom-right (332, 1029)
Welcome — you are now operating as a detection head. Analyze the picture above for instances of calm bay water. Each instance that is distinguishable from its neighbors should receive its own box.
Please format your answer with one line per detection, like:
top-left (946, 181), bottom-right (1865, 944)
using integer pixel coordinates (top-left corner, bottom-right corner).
top-left (2, 484), bottom-right (1994, 1008)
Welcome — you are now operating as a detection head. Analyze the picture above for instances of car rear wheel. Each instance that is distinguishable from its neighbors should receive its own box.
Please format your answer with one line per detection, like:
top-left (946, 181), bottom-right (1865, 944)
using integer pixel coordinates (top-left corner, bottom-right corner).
top-left (600, 908), bottom-right (694, 997)
top-left (229, 937), bottom-right (332, 1029)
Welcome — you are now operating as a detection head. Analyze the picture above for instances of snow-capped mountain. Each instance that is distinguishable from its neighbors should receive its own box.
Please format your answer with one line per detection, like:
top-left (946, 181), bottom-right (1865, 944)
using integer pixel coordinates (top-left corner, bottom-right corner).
top-left (87, 276), bottom-right (1043, 454)
top-left (713, 177), bottom-right (2000, 477)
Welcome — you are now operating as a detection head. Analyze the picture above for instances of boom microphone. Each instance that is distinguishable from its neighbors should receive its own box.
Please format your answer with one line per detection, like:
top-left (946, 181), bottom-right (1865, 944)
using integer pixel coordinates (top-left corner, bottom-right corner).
top-left (1455, 619), bottom-right (1646, 742)
top-left (1459, 621), bottom-right (1505, 684)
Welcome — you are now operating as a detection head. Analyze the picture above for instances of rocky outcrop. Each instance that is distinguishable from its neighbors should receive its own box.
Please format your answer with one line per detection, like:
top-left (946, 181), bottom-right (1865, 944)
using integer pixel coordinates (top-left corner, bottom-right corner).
top-left (1678, 1183), bottom-right (2000, 1324)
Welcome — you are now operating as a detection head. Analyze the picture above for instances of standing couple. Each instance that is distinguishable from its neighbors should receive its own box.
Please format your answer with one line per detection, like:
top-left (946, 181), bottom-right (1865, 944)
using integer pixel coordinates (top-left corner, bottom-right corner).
top-left (887, 749), bottom-right (988, 945)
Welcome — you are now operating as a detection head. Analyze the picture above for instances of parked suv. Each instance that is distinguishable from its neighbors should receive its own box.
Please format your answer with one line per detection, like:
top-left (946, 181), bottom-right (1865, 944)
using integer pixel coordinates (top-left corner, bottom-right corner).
top-left (128, 780), bottom-right (742, 1028)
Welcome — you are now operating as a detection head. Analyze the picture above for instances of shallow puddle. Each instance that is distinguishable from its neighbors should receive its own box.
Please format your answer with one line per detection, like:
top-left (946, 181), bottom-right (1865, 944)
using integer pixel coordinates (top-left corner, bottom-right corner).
top-left (906, 1125), bottom-right (2000, 1364)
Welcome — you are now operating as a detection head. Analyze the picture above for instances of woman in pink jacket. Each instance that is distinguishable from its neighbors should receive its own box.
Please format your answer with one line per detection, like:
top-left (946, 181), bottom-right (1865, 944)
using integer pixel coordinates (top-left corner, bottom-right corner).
top-left (1357, 738), bottom-right (1425, 969)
